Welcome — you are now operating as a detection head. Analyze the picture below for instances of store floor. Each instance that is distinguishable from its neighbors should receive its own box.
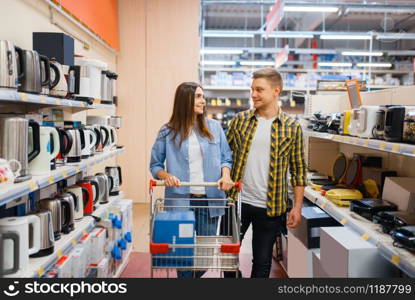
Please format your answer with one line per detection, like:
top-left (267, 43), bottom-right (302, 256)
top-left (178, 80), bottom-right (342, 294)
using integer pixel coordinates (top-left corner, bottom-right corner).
top-left (120, 203), bottom-right (288, 278)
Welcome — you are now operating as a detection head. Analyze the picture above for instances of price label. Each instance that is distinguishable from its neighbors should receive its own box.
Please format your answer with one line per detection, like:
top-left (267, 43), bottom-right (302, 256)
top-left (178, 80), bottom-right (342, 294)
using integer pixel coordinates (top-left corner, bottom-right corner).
top-left (392, 144), bottom-right (400, 153)
top-left (363, 140), bottom-right (369, 147)
top-left (19, 93), bottom-right (28, 101)
top-left (380, 143), bottom-right (386, 151)
top-left (48, 176), bottom-right (54, 184)
top-left (82, 230), bottom-right (88, 235)
top-left (61, 170), bottom-right (68, 178)
top-left (40, 96), bottom-right (47, 104)
top-left (320, 202), bottom-right (327, 209)
top-left (37, 266), bottom-right (45, 277)
top-left (55, 99), bottom-right (62, 105)
top-left (340, 218), bottom-right (348, 225)
top-left (391, 255), bottom-right (400, 266)
top-left (28, 182), bottom-right (37, 191)
top-left (360, 233), bottom-right (370, 241)
top-left (75, 167), bottom-right (81, 173)
top-left (81, 102), bottom-right (87, 107)
top-left (71, 239), bottom-right (77, 246)
top-left (57, 249), bottom-right (63, 258)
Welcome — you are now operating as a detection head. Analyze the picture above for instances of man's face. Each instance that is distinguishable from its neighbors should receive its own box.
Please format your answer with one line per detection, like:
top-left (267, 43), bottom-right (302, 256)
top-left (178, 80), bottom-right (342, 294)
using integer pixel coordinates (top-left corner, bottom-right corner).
top-left (251, 78), bottom-right (280, 110)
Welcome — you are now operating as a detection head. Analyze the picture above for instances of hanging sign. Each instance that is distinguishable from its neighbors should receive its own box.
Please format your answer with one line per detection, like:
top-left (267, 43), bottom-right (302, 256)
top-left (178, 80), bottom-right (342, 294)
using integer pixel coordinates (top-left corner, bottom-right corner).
top-left (264, 0), bottom-right (285, 39)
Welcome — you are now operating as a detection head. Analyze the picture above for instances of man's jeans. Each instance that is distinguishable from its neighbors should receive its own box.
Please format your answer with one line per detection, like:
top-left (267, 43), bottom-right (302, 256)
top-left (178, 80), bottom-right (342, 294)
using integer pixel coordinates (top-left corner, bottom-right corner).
top-left (177, 198), bottom-right (218, 278)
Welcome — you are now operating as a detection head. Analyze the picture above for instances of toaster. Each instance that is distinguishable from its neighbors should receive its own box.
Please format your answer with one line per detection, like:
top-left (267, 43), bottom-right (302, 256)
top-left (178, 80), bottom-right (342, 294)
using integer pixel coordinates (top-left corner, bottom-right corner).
top-left (403, 110), bottom-right (415, 144)
top-left (340, 110), bottom-right (352, 135)
top-left (384, 106), bottom-right (407, 142)
top-left (348, 105), bottom-right (379, 138)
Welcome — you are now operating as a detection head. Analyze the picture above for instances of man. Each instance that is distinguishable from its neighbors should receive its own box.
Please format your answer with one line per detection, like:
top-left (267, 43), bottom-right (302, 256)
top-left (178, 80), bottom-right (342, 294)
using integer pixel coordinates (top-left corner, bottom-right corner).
top-left (226, 67), bottom-right (307, 278)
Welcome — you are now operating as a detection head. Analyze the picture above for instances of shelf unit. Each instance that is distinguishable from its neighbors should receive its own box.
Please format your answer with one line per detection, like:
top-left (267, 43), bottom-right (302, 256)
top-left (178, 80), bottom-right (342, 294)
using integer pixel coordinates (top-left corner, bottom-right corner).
top-left (304, 187), bottom-right (415, 278)
top-left (17, 193), bottom-right (124, 278)
top-left (0, 88), bottom-right (115, 111)
top-left (0, 148), bottom-right (125, 206)
top-left (204, 85), bottom-right (317, 92)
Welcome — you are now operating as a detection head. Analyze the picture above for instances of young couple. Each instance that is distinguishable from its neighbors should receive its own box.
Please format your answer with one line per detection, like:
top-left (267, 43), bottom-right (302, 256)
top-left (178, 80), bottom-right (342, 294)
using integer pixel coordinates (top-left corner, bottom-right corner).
top-left (149, 68), bottom-right (307, 278)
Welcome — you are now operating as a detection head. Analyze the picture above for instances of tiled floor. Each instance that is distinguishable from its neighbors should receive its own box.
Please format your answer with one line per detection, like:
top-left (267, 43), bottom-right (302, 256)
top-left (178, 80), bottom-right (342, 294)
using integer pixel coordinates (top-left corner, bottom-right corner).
top-left (121, 203), bottom-right (287, 278)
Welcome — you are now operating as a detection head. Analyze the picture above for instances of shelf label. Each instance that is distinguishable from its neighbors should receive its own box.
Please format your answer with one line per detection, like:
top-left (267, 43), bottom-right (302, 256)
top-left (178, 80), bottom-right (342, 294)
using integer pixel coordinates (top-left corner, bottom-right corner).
top-left (363, 140), bottom-right (369, 147)
top-left (392, 145), bottom-right (400, 152)
top-left (391, 255), bottom-right (400, 266)
top-left (320, 201), bottom-right (327, 209)
top-left (55, 99), bottom-right (62, 105)
top-left (340, 218), bottom-right (348, 225)
top-left (19, 93), bottom-right (28, 101)
top-left (75, 167), bottom-right (81, 173)
top-left (81, 102), bottom-right (87, 107)
top-left (71, 239), bottom-right (77, 246)
top-left (82, 230), bottom-right (88, 235)
top-left (57, 249), bottom-right (63, 258)
top-left (37, 266), bottom-right (45, 277)
top-left (360, 233), bottom-right (370, 241)
top-left (40, 96), bottom-right (47, 104)
top-left (61, 170), bottom-right (68, 178)
top-left (379, 143), bottom-right (386, 151)
top-left (28, 182), bottom-right (37, 191)
top-left (48, 176), bottom-right (54, 184)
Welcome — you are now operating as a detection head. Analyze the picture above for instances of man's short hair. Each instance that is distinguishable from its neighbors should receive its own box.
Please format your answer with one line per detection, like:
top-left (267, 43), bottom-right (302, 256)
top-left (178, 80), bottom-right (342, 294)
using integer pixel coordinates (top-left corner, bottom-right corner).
top-left (252, 67), bottom-right (283, 90)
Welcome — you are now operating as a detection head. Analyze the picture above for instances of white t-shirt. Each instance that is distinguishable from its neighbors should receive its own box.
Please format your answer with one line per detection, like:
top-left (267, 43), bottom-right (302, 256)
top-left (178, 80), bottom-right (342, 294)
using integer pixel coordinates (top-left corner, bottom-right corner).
top-left (188, 130), bottom-right (205, 194)
top-left (241, 116), bottom-right (274, 208)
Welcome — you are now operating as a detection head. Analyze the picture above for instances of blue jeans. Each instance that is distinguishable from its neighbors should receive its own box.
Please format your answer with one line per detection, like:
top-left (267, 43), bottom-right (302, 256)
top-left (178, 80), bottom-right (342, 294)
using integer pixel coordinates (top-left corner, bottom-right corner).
top-left (177, 198), bottom-right (218, 278)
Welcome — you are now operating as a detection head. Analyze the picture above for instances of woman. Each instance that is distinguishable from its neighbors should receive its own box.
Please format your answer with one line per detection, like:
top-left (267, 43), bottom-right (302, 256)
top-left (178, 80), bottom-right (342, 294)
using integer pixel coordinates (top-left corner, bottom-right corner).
top-left (149, 82), bottom-right (233, 278)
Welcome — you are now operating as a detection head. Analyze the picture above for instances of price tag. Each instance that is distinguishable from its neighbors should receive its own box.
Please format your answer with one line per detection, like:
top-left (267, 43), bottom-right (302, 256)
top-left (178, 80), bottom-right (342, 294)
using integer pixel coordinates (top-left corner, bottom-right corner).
top-left (19, 93), bottom-right (28, 101)
top-left (71, 239), bottom-right (77, 246)
top-left (61, 170), bottom-right (68, 178)
top-left (392, 144), bottom-right (400, 153)
top-left (37, 266), bottom-right (45, 277)
top-left (55, 99), bottom-right (62, 105)
top-left (48, 176), bottom-right (54, 184)
top-left (379, 143), bottom-right (386, 151)
top-left (75, 167), bottom-right (81, 173)
top-left (340, 218), bottom-right (348, 225)
top-left (391, 255), bottom-right (400, 266)
top-left (320, 202), bottom-right (327, 209)
top-left (360, 233), bottom-right (370, 241)
top-left (56, 249), bottom-right (63, 258)
top-left (81, 102), bottom-right (87, 107)
top-left (363, 140), bottom-right (369, 147)
top-left (28, 182), bottom-right (37, 191)
top-left (40, 96), bottom-right (47, 104)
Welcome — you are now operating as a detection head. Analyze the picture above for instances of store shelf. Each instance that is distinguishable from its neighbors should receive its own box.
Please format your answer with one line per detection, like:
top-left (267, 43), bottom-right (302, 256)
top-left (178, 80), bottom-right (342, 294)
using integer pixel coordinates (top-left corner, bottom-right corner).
top-left (207, 105), bottom-right (250, 110)
top-left (304, 186), bottom-right (415, 278)
top-left (204, 86), bottom-right (316, 92)
top-left (0, 147), bottom-right (125, 206)
top-left (18, 193), bottom-right (123, 278)
top-left (304, 130), bottom-right (415, 158)
top-left (114, 245), bottom-right (132, 278)
top-left (0, 88), bottom-right (115, 111)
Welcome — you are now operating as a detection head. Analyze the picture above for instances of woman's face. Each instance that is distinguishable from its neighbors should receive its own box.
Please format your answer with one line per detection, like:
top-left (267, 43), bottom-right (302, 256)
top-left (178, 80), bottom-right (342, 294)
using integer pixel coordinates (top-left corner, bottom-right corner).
top-left (194, 87), bottom-right (206, 115)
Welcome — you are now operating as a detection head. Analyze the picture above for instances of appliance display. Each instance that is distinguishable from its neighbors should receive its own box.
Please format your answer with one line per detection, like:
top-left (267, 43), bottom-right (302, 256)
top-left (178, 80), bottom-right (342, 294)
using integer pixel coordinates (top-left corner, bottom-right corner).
top-left (28, 126), bottom-right (60, 175)
top-left (373, 211), bottom-right (415, 234)
top-left (0, 117), bottom-right (40, 182)
top-left (384, 106), bottom-right (407, 142)
top-left (74, 57), bottom-right (107, 99)
top-left (0, 40), bottom-right (24, 89)
top-left (105, 166), bottom-right (122, 196)
top-left (349, 106), bottom-right (380, 138)
top-left (28, 210), bottom-right (54, 258)
top-left (350, 199), bottom-right (398, 220)
top-left (0, 231), bottom-right (19, 277)
top-left (18, 49), bottom-right (50, 94)
top-left (49, 58), bottom-right (68, 97)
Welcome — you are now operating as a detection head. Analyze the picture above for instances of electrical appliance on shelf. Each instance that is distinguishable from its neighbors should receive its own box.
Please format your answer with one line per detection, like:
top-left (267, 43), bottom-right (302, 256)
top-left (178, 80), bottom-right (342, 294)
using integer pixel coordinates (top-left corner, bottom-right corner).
top-left (0, 40), bottom-right (24, 89)
top-left (28, 126), bottom-right (60, 175)
top-left (27, 209), bottom-right (54, 258)
top-left (18, 49), bottom-right (50, 94)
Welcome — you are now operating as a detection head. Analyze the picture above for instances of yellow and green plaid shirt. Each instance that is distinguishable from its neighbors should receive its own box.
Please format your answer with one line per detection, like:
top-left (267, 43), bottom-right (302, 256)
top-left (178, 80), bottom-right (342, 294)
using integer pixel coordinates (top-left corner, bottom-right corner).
top-left (226, 109), bottom-right (307, 217)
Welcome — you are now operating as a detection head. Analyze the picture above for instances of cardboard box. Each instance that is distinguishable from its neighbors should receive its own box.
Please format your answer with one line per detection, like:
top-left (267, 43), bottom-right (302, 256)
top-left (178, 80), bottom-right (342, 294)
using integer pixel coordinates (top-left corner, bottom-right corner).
top-left (55, 255), bottom-right (73, 278)
top-left (382, 177), bottom-right (415, 213)
top-left (320, 227), bottom-right (398, 277)
top-left (291, 206), bottom-right (340, 249)
top-left (71, 245), bottom-right (87, 278)
top-left (79, 233), bottom-right (93, 266)
top-left (287, 230), bottom-right (313, 278)
top-left (311, 249), bottom-right (329, 278)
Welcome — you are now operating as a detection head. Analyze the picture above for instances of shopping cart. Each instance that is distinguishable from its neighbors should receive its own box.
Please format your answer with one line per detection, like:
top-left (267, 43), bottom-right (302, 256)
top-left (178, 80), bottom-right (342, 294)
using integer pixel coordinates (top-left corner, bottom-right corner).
top-left (149, 180), bottom-right (242, 278)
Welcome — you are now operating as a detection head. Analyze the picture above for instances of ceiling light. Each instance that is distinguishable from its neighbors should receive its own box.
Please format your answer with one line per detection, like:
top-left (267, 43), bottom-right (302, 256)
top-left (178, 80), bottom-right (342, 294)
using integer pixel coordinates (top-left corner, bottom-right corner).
top-left (346, 7), bottom-right (415, 14)
top-left (200, 61), bottom-right (236, 66)
top-left (200, 49), bottom-right (243, 55)
top-left (356, 63), bottom-right (392, 68)
top-left (240, 61), bottom-right (275, 66)
top-left (284, 6), bottom-right (338, 13)
top-left (203, 32), bottom-right (254, 38)
top-left (265, 32), bottom-right (314, 39)
top-left (321, 34), bottom-right (371, 40)
top-left (342, 51), bottom-right (383, 56)
top-left (376, 33), bottom-right (415, 40)
top-left (318, 62), bottom-right (353, 67)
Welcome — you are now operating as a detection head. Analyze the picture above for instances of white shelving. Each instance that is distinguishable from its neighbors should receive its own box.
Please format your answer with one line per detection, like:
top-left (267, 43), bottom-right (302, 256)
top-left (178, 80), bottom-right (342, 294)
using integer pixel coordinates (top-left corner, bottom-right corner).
top-left (114, 245), bottom-right (132, 278)
top-left (204, 85), bottom-right (317, 92)
top-left (0, 148), bottom-right (125, 206)
top-left (0, 88), bottom-right (115, 111)
top-left (304, 186), bottom-right (415, 277)
top-left (304, 130), bottom-right (415, 158)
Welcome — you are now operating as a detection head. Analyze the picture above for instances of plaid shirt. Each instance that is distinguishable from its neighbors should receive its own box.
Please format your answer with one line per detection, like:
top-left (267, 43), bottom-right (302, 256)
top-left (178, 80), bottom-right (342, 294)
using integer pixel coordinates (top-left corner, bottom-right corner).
top-left (226, 109), bottom-right (307, 217)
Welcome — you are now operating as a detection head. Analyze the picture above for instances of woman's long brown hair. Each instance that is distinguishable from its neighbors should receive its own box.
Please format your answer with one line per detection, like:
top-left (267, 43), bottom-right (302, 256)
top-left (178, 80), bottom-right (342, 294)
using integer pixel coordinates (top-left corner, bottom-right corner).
top-left (167, 82), bottom-right (213, 146)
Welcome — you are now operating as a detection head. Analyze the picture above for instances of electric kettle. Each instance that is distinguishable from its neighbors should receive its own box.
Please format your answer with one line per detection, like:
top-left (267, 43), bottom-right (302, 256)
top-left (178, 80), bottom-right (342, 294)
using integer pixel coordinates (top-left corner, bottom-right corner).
top-left (105, 166), bottom-right (122, 196)
top-left (77, 179), bottom-right (98, 215)
top-left (29, 126), bottom-right (60, 175)
top-left (0, 117), bottom-right (40, 182)
top-left (0, 40), bottom-right (24, 89)
top-left (38, 197), bottom-right (65, 240)
top-left (108, 126), bottom-right (117, 150)
top-left (58, 193), bottom-right (75, 234)
top-left (65, 128), bottom-right (83, 163)
top-left (0, 215), bottom-right (41, 276)
top-left (83, 176), bottom-right (101, 208)
top-left (65, 186), bottom-right (85, 221)
top-left (0, 231), bottom-right (19, 277)
top-left (18, 50), bottom-right (50, 94)
top-left (80, 127), bottom-right (97, 159)
top-left (27, 210), bottom-right (54, 258)
top-left (100, 126), bottom-right (110, 152)
top-left (95, 173), bottom-right (113, 204)
top-left (49, 58), bottom-right (68, 97)
top-left (86, 125), bottom-right (100, 156)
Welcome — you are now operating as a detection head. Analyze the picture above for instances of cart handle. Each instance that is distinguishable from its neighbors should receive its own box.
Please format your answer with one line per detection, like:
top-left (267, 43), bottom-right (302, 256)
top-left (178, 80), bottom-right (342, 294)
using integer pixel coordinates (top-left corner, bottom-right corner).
top-left (149, 180), bottom-right (242, 192)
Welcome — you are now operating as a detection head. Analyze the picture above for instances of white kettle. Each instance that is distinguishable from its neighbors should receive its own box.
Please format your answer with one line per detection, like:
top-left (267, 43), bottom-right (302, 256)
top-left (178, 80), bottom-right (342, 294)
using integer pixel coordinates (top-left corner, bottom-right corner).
top-left (65, 186), bottom-right (84, 221)
top-left (80, 127), bottom-right (97, 159)
top-left (49, 58), bottom-right (68, 97)
top-left (29, 126), bottom-right (60, 175)
top-left (0, 215), bottom-right (41, 276)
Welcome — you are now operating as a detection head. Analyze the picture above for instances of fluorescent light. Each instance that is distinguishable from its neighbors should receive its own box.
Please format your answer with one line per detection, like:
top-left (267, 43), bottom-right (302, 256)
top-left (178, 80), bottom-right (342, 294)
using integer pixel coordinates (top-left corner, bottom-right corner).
top-left (346, 7), bottom-right (415, 14)
top-left (200, 61), bottom-right (236, 66)
top-left (204, 32), bottom-right (254, 38)
top-left (321, 34), bottom-right (371, 40)
top-left (284, 6), bottom-right (338, 13)
top-left (265, 32), bottom-right (314, 39)
top-left (342, 51), bottom-right (383, 56)
top-left (356, 63), bottom-right (392, 68)
top-left (376, 33), bottom-right (415, 40)
top-left (240, 61), bottom-right (275, 66)
top-left (318, 62), bottom-right (353, 67)
top-left (200, 49), bottom-right (243, 55)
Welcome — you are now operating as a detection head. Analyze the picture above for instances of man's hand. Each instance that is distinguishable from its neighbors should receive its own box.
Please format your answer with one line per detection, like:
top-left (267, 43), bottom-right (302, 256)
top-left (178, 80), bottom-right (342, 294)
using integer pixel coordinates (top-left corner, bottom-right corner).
top-left (164, 175), bottom-right (181, 187)
top-left (217, 176), bottom-right (234, 191)
top-left (287, 206), bottom-right (302, 229)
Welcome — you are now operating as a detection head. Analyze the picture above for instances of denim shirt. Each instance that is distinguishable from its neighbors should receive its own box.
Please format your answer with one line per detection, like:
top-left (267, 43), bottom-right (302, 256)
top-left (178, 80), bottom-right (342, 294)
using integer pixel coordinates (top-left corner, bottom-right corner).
top-left (149, 118), bottom-right (232, 217)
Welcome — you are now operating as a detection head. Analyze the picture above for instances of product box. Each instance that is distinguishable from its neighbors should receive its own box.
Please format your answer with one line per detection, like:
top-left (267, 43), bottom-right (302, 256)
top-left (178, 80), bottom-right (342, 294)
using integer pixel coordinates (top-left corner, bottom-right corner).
top-left (311, 249), bottom-right (329, 278)
top-left (290, 206), bottom-right (339, 249)
top-left (91, 258), bottom-right (111, 278)
top-left (382, 177), bottom-right (415, 213)
top-left (287, 230), bottom-right (314, 278)
top-left (320, 227), bottom-right (399, 277)
top-left (55, 255), bottom-right (73, 278)
top-left (71, 245), bottom-right (87, 278)
top-left (90, 227), bottom-right (107, 265)
top-left (79, 233), bottom-right (93, 266)
top-left (152, 210), bottom-right (195, 267)
top-left (33, 32), bottom-right (74, 66)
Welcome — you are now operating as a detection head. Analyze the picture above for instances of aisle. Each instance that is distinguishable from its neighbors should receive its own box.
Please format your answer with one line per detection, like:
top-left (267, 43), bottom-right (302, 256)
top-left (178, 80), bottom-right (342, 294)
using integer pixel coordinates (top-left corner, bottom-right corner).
top-left (121, 203), bottom-right (287, 278)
